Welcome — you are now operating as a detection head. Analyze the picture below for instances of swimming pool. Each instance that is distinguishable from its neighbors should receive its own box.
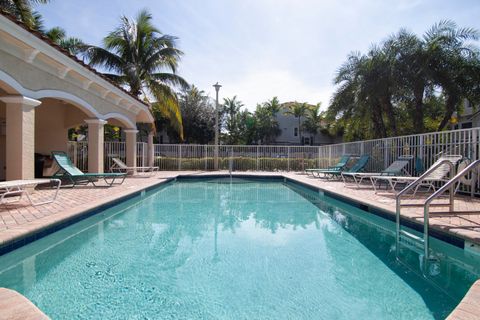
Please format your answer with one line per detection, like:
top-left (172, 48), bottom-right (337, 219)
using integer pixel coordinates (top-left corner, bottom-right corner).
top-left (0, 177), bottom-right (478, 319)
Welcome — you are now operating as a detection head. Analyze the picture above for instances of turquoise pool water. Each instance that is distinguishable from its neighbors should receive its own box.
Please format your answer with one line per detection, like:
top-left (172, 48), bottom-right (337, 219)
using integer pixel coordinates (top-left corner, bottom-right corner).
top-left (0, 178), bottom-right (479, 319)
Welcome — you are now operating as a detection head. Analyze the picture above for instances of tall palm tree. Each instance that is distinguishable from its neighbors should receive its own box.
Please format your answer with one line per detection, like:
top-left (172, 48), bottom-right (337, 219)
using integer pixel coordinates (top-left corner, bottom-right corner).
top-left (0, 0), bottom-right (49, 29)
top-left (284, 102), bottom-right (309, 144)
top-left (423, 20), bottom-right (480, 130)
top-left (82, 9), bottom-right (188, 139)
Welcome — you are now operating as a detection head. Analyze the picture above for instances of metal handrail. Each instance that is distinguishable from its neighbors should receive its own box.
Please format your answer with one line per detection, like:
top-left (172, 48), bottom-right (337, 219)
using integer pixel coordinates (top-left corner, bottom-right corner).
top-left (422, 159), bottom-right (480, 258)
top-left (395, 159), bottom-right (455, 258)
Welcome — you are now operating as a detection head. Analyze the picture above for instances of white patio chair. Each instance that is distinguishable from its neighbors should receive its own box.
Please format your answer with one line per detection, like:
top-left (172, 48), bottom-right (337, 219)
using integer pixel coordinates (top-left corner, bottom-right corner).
top-left (370, 155), bottom-right (463, 194)
top-left (0, 179), bottom-right (61, 206)
top-left (110, 157), bottom-right (159, 176)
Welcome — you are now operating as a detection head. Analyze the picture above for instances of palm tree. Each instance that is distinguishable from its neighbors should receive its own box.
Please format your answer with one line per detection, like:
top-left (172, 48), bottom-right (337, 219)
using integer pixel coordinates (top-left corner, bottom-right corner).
top-left (423, 20), bottom-right (480, 130)
top-left (82, 9), bottom-right (188, 139)
top-left (44, 27), bottom-right (84, 55)
top-left (222, 96), bottom-right (244, 144)
top-left (0, 0), bottom-right (49, 29)
top-left (263, 97), bottom-right (281, 115)
top-left (303, 103), bottom-right (324, 145)
top-left (284, 102), bottom-right (309, 144)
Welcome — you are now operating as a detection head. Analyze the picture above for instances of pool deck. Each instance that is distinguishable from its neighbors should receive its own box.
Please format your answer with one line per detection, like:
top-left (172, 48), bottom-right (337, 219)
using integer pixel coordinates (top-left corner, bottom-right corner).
top-left (1, 171), bottom-right (480, 251)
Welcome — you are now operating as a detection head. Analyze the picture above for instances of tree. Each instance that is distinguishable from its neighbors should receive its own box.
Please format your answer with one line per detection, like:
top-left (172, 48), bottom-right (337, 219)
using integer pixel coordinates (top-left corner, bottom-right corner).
top-left (44, 26), bottom-right (84, 55)
top-left (423, 20), bottom-right (480, 130)
top-left (254, 103), bottom-right (281, 144)
top-left (82, 9), bottom-right (188, 138)
top-left (0, 0), bottom-right (49, 29)
top-left (303, 103), bottom-right (324, 145)
top-left (177, 86), bottom-right (215, 144)
top-left (328, 20), bottom-right (480, 141)
top-left (221, 96), bottom-right (244, 145)
top-left (284, 102), bottom-right (309, 144)
top-left (263, 96), bottom-right (281, 115)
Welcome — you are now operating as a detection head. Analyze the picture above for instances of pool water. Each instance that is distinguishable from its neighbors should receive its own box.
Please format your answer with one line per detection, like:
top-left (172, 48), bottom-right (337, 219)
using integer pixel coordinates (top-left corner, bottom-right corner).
top-left (0, 179), bottom-right (479, 319)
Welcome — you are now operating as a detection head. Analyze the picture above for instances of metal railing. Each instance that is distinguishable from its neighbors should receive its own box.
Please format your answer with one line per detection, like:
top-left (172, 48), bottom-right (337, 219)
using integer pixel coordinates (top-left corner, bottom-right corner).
top-left (66, 126), bottom-right (480, 194)
top-left (395, 159), bottom-right (456, 259)
top-left (422, 159), bottom-right (480, 256)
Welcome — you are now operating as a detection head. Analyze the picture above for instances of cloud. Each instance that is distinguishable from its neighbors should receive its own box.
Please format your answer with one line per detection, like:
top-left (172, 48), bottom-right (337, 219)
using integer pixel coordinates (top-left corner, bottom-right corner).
top-left (218, 68), bottom-right (331, 110)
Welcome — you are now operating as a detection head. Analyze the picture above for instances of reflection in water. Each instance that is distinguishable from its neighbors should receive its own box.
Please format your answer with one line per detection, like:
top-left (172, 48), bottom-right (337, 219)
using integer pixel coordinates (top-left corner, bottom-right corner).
top-left (0, 180), bottom-right (478, 319)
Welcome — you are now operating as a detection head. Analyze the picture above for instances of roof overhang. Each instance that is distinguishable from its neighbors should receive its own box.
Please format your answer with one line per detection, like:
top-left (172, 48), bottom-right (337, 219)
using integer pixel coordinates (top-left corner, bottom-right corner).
top-left (0, 13), bottom-right (154, 124)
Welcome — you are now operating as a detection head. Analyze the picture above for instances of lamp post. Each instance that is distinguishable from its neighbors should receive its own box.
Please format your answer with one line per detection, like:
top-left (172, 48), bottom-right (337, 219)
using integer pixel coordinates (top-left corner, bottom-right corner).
top-left (213, 82), bottom-right (222, 170)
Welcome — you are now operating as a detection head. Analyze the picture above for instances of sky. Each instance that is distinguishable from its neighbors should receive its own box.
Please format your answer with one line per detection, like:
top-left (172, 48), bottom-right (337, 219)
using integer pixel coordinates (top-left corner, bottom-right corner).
top-left (37, 0), bottom-right (480, 110)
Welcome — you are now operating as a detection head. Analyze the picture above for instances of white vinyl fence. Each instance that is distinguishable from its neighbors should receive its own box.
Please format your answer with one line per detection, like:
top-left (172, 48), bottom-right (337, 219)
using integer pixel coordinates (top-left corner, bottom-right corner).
top-left (67, 127), bottom-right (480, 194)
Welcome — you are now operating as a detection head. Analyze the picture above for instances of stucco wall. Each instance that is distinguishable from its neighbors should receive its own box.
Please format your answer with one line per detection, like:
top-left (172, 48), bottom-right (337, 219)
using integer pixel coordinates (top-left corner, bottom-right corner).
top-left (35, 101), bottom-right (68, 155)
top-left (0, 49), bottom-right (138, 126)
top-left (0, 102), bottom-right (5, 180)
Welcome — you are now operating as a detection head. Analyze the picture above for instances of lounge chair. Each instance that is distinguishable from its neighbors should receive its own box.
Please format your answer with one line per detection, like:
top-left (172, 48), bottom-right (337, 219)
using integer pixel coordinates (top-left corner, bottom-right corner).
top-left (0, 179), bottom-right (61, 206)
top-left (341, 155), bottom-right (413, 187)
top-left (370, 154), bottom-right (463, 194)
top-left (110, 157), bottom-right (159, 176)
top-left (321, 155), bottom-right (370, 179)
top-left (305, 155), bottom-right (351, 177)
top-left (52, 151), bottom-right (126, 187)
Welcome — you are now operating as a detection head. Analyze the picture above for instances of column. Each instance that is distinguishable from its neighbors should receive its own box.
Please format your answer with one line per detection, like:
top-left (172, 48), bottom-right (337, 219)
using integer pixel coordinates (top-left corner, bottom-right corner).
top-left (0, 96), bottom-right (41, 180)
top-left (125, 129), bottom-right (138, 174)
top-left (85, 119), bottom-right (106, 173)
top-left (147, 132), bottom-right (154, 167)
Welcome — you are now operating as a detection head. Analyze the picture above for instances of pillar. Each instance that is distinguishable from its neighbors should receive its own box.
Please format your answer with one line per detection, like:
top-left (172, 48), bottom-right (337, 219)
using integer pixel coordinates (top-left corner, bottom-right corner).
top-left (147, 132), bottom-right (154, 167)
top-left (85, 119), bottom-right (106, 173)
top-left (0, 96), bottom-right (41, 180)
top-left (125, 129), bottom-right (138, 173)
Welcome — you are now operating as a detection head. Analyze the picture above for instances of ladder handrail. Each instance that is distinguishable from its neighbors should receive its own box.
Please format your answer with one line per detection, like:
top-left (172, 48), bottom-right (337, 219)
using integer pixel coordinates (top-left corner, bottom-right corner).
top-left (424, 159), bottom-right (480, 207)
top-left (396, 159), bottom-right (455, 204)
top-left (422, 159), bottom-right (480, 259)
top-left (395, 159), bottom-right (455, 259)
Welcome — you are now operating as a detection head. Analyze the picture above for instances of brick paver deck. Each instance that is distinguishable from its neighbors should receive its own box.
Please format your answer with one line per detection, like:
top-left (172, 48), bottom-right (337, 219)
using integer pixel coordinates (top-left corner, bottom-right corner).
top-left (1, 171), bottom-right (480, 248)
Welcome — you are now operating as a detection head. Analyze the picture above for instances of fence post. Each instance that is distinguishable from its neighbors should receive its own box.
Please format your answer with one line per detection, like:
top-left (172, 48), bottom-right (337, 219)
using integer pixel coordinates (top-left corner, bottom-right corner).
top-left (360, 141), bottom-right (364, 155)
top-left (178, 145), bottom-right (182, 171)
top-left (384, 138), bottom-right (389, 168)
top-left (73, 142), bottom-right (78, 166)
top-left (287, 147), bottom-right (290, 172)
top-left (318, 147), bottom-right (321, 168)
top-left (328, 146), bottom-right (332, 166)
top-left (204, 145), bottom-right (208, 171)
top-left (256, 146), bottom-right (259, 171)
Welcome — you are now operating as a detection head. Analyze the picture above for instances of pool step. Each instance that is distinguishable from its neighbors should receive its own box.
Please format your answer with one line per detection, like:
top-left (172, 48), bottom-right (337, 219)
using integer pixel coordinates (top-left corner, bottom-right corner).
top-left (399, 230), bottom-right (425, 254)
top-left (400, 203), bottom-right (449, 207)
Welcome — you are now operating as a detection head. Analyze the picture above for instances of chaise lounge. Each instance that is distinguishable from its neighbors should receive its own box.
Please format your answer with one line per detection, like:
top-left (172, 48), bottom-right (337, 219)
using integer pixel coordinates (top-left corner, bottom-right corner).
top-left (305, 155), bottom-right (351, 178)
top-left (110, 157), bottom-right (159, 176)
top-left (52, 151), bottom-right (126, 187)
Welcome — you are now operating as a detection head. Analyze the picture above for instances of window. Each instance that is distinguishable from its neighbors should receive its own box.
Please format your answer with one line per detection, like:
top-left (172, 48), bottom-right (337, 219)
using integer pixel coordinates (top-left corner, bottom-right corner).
top-left (294, 128), bottom-right (298, 136)
top-left (461, 122), bottom-right (473, 129)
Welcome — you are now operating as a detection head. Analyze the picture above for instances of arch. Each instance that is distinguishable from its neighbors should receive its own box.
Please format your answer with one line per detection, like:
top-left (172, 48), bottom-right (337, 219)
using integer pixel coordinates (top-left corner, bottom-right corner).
top-left (0, 70), bottom-right (22, 95)
top-left (0, 70), bottom-right (102, 118)
top-left (136, 108), bottom-right (155, 123)
top-left (102, 112), bottom-right (136, 129)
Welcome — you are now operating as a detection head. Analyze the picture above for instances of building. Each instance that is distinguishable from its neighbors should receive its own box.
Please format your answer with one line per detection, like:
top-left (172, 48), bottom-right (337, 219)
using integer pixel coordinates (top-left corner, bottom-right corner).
top-left (0, 13), bottom-right (155, 181)
top-left (454, 100), bottom-right (480, 130)
top-left (273, 103), bottom-right (340, 146)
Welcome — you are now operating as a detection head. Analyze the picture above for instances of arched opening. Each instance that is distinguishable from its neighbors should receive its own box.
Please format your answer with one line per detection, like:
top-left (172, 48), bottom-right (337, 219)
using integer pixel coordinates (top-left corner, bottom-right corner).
top-left (34, 97), bottom-right (95, 176)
